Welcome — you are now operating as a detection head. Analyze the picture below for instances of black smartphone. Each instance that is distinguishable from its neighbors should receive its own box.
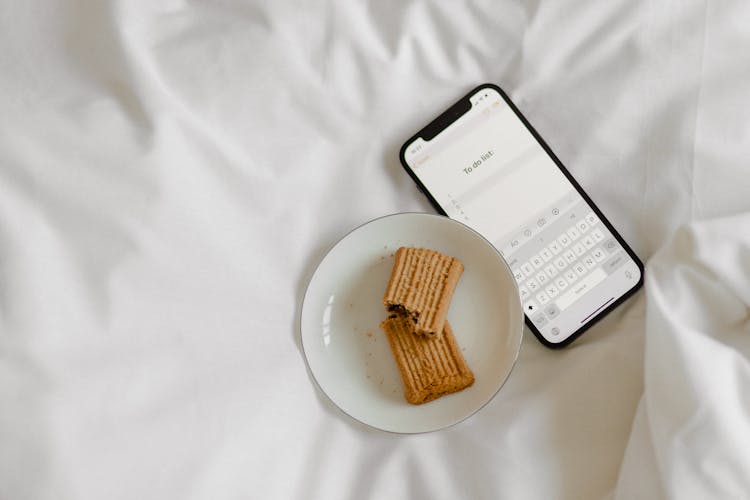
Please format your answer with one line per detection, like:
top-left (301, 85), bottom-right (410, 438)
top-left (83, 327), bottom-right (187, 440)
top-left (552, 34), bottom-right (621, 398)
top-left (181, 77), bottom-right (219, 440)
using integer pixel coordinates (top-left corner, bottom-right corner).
top-left (399, 83), bottom-right (643, 347)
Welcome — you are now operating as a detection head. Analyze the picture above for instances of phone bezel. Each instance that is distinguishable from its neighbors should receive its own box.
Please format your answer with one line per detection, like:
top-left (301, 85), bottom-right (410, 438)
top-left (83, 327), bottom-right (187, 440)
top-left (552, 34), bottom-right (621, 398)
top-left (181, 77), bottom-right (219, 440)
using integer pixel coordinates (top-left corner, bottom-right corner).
top-left (398, 83), bottom-right (644, 348)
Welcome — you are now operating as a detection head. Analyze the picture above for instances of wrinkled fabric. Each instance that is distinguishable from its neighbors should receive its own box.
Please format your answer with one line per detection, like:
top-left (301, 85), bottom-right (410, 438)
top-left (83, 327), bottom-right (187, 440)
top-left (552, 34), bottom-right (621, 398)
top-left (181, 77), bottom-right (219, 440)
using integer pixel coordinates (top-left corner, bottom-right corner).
top-left (616, 215), bottom-right (750, 499)
top-left (0, 1), bottom-right (748, 499)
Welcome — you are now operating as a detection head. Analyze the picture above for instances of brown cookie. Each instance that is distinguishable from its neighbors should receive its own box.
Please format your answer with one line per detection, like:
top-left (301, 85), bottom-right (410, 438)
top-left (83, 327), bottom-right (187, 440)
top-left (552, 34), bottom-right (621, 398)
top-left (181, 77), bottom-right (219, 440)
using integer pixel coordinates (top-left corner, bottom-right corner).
top-left (381, 314), bottom-right (474, 405)
top-left (383, 247), bottom-right (464, 337)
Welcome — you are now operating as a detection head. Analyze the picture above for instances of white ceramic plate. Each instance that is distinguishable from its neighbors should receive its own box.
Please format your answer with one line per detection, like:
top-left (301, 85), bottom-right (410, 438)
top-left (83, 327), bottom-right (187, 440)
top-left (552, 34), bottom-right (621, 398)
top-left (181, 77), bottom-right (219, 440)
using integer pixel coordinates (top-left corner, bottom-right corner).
top-left (300, 213), bottom-right (523, 433)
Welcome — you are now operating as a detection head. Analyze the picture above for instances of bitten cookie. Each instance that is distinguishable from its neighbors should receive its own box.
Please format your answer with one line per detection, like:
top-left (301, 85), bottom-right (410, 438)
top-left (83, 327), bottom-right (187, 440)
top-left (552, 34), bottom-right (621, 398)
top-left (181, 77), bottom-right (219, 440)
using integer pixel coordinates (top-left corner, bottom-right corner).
top-left (381, 314), bottom-right (474, 405)
top-left (382, 247), bottom-right (464, 337)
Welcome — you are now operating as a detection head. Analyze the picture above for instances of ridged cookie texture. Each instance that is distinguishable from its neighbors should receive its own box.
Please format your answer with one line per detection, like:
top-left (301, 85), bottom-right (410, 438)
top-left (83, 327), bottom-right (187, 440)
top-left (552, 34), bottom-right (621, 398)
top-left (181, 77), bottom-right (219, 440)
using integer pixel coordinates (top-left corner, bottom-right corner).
top-left (382, 247), bottom-right (464, 337)
top-left (381, 315), bottom-right (474, 405)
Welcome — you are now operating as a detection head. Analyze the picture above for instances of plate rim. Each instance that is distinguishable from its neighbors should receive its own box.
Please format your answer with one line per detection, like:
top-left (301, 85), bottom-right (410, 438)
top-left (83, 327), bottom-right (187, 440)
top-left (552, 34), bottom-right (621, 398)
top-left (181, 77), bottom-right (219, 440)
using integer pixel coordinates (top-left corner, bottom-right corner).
top-left (299, 212), bottom-right (524, 434)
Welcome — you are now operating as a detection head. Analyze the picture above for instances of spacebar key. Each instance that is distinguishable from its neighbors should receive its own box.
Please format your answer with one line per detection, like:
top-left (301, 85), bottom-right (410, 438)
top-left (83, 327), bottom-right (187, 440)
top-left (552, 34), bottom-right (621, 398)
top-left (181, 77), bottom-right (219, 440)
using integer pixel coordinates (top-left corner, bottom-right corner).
top-left (556, 268), bottom-right (607, 311)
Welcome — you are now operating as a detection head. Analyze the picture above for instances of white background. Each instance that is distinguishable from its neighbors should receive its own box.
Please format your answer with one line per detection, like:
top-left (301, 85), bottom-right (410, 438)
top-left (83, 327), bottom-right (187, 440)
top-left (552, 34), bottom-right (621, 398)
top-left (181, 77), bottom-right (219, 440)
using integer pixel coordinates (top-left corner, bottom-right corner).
top-left (1, 1), bottom-right (750, 499)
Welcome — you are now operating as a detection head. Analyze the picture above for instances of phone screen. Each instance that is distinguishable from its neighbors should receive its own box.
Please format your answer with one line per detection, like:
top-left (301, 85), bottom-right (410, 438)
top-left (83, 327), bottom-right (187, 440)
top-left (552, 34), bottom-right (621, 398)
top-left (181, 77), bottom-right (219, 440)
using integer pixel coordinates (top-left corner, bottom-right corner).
top-left (401, 85), bottom-right (642, 346)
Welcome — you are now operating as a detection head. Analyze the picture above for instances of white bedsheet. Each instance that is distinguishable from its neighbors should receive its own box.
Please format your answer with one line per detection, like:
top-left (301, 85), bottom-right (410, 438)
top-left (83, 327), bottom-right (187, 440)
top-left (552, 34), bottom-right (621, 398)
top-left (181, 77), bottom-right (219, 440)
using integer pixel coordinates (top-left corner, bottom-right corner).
top-left (1, 1), bottom-right (749, 499)
top-left (616, 214), bottom-right (750, 499)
